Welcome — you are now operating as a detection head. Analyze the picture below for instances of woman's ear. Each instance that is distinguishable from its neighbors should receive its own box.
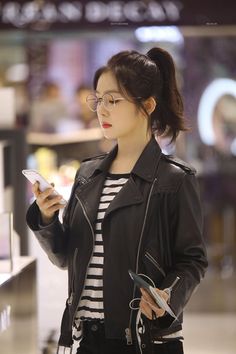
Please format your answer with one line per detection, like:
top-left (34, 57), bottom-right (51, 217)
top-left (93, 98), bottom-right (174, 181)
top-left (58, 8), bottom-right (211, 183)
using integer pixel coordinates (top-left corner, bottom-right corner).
top-left (143, 97), bottom-right (157, 115)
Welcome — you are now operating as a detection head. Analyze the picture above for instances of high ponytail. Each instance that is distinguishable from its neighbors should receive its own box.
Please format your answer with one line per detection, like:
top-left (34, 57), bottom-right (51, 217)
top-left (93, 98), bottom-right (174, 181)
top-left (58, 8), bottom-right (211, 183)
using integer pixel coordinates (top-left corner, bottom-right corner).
top-left (147, 47), bottom-right (187, 142)
top-left (93, 47), bottom-right (188, 142)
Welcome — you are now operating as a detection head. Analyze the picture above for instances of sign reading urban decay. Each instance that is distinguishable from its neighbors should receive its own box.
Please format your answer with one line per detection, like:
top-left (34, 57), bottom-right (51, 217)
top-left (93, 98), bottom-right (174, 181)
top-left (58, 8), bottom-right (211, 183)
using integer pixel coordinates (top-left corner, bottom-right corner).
top-left (0, 0), bottom-right (235, 30)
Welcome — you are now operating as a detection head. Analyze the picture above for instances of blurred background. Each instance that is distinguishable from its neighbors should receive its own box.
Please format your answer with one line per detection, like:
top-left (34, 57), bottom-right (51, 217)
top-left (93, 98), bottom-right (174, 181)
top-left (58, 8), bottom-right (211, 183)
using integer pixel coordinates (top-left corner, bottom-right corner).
top-left (0, 1), bottom-right (236, 353)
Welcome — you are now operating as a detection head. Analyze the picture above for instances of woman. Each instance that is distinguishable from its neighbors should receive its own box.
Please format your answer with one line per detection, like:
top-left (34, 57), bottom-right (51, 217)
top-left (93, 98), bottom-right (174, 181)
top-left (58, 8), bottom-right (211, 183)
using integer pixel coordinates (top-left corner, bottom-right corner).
top-left (26, 47), bottom-right (208, 354)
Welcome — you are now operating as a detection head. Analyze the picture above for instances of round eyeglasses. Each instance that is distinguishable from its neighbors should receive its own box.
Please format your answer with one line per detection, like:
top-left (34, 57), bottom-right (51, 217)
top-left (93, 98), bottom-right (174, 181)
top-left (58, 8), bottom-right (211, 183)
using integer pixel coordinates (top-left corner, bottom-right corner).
top-left (86, 93), bottom-right (142, 112)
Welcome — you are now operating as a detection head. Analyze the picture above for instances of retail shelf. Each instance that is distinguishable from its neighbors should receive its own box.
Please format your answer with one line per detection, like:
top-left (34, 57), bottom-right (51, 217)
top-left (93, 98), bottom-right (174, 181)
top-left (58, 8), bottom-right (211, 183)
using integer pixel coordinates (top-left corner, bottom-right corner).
top-left (0, 257), bottom-right (36, 286)
top-left (27, 128), bottom-right (103, 146)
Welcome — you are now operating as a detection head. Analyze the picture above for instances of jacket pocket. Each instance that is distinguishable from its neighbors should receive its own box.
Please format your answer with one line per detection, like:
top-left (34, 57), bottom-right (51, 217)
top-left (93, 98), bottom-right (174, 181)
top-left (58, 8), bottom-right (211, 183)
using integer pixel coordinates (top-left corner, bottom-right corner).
top-left (144, 251), bottom-right (166, 277)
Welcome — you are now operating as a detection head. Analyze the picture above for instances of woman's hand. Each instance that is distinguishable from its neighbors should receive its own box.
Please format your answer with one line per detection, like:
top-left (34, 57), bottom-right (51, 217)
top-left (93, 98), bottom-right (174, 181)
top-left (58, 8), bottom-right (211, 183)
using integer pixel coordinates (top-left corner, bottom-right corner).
top-left (33, 182), bottom-right (65, 225)
top-left (139, 288), bottom-right (169, 320)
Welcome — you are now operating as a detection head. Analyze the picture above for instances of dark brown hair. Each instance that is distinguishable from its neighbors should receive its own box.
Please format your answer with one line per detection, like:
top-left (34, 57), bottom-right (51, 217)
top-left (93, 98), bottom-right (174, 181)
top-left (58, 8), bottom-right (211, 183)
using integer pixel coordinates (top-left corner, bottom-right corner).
top-left (93, 47), bottom-right (188, 142)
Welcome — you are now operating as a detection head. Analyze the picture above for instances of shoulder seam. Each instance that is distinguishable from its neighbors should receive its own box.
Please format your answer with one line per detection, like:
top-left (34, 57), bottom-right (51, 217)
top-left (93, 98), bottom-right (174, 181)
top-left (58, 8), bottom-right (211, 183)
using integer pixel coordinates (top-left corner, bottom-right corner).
top-left (162, 154), bottom-right (196, 175)
top-left (82, 152), bottom-right (108, 163)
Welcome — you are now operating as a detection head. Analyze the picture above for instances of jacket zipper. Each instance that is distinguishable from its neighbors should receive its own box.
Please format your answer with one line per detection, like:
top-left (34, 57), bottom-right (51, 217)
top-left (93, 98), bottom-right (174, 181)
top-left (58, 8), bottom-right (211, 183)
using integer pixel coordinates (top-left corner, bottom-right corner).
top-left (67, 248), bottom-right (79, 305)
top-left (126, 178), bottom-right (157, 345)
top-left (144, 251), bottom-right (166, 277)
top-left (68, 195), bottom-right (95, 328)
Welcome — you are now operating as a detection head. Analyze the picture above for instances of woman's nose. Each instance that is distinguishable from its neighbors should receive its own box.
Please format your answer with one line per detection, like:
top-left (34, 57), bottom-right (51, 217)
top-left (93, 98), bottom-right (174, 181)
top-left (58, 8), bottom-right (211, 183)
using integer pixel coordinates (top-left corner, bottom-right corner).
top-left (97, 101), bottom-right (109, 116)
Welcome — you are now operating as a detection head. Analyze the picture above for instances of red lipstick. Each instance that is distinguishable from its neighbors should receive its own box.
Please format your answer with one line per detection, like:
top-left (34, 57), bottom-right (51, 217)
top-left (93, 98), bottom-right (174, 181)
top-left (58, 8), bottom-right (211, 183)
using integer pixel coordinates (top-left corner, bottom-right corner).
top-left (102, 122), bottom-right (112, 129)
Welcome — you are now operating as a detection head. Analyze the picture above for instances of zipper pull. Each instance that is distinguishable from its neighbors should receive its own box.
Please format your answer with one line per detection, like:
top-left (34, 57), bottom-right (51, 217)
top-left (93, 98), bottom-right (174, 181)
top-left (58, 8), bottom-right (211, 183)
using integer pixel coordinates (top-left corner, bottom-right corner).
top-left (125, 327), bottom-right (133, 345)
top-left (67, 292), bottom-right (74, 306)
top-left (169, 276), bottom-right (180, 290)
top-left (164, 276), bottom-right (180, 298)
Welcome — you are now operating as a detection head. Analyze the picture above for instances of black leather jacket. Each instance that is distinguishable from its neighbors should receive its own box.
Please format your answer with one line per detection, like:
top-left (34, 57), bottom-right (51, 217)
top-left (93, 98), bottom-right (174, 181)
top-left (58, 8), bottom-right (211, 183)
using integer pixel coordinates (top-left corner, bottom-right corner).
top-left (26, 137), bottom-right (208, 350)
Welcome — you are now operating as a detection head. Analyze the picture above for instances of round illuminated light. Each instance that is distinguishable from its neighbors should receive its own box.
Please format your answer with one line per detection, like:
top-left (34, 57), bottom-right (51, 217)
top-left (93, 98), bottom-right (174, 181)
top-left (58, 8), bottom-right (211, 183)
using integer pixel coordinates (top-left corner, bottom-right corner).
top-left (198, 78), bottom-right (236, 145)
top-left (135, 26), bottom-right (184, 44)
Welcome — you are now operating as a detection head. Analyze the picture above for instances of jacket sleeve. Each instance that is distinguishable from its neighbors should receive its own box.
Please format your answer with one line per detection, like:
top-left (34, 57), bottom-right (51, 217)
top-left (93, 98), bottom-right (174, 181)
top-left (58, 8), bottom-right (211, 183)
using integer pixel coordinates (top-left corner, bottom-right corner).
top-left (26, 170), bottom-right (80, 269)
top-left (159, 172), bottom-right (208, 325)
top-left (26, 202), bottom-right (68, 269)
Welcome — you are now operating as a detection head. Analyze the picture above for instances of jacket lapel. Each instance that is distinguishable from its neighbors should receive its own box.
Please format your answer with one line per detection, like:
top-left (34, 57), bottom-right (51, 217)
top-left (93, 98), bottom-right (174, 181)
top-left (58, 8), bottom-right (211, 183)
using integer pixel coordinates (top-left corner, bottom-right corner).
top-left (104, 137), bottom-right (162, 217)
top-left (74, 136), bottom-right (162, 225)
top-left (75, 172), bottom-right (106, 226)
top-left (104, 176), bottom-right (144, 218)
top-left (74, 146), bottom-right (117, 225)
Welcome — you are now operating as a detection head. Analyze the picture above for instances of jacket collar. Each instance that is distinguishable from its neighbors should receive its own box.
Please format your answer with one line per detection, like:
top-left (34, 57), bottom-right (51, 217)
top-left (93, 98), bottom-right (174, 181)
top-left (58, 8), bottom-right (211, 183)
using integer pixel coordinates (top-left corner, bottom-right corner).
top-left (75, 136), bottom-right (162, 226)
top-left (92, 136), bottom-right (162, 182)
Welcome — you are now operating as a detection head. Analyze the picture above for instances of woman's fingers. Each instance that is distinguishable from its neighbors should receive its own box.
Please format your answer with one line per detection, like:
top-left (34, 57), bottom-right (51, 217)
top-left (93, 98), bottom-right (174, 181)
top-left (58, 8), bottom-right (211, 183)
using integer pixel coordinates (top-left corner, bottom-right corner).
top-left (38, 187), bottom-right (54, 201)
top-left (141, 288), bottom-right (157, 306)
top-left (32, 182), bottom-right (64, 219)
top-left (33, 183), bottom-right (58, 206)
top-left (41, 195), bottom-right (62, 208)
top-left (38, 194), bottom-right (64, 212)
top-left (32, 182), bottom-right (40, 196)
top-left (44, 202), bottom-right (64, 214)
top-left (139, 297), bottom-right (153, 319)
top-left (140, 289), bottom-right (159, 319)
top-left (140, 288), bottom-right (168, 319)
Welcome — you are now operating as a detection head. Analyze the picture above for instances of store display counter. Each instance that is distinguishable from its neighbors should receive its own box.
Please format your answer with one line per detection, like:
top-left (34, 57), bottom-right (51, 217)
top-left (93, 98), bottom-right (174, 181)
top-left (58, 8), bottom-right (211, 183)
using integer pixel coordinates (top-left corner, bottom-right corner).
top-left (0, 257), bottom-right (37, 354)
top-left (27, 127), bottom-right (103, 146)
top-left (27, 127), bottom-right (104, 166)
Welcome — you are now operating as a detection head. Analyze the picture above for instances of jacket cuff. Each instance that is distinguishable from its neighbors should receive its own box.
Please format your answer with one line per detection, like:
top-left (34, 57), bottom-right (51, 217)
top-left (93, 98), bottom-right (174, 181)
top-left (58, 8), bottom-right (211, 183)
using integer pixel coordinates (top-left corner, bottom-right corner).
top-left (26, 200), bottom-right (58, 231)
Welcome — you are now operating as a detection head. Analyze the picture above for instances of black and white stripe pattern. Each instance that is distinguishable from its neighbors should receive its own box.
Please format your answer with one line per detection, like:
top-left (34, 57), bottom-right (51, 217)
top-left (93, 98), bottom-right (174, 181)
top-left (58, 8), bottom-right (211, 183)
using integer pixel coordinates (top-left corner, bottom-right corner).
top-left (74, 173), bottom-right (129, 324)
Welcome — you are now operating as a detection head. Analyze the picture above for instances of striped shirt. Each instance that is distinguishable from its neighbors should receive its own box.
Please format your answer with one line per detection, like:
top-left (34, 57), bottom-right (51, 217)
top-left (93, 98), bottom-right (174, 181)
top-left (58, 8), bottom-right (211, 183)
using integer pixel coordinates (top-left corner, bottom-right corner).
top-left (74, 173), bottom-right (130, 323)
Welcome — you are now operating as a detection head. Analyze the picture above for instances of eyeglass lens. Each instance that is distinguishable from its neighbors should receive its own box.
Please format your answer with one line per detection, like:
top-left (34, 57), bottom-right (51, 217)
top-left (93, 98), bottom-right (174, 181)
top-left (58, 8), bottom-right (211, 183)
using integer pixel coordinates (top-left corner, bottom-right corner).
top-left (86, 93), bottom-right (117, 112)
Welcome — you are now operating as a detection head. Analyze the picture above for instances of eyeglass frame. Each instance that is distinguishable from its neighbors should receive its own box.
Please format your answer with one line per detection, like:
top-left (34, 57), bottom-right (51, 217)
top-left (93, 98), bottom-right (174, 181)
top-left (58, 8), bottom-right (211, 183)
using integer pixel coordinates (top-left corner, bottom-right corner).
top-left (86, 92), bottom-right (143, 112)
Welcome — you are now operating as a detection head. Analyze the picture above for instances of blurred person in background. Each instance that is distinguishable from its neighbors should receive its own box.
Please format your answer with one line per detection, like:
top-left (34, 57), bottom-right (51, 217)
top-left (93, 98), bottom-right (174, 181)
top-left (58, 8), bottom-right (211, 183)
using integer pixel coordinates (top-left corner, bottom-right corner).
top-left (70, 84), bottom-right (115, 153)
top-left (29, 81), bottom-right (68, 133)
top-left (26, 47), bottom-right (207, 354)
top-left (14, 82), bottom-right (30, 128)
top-left (71, 84), bottom-right (99, 129)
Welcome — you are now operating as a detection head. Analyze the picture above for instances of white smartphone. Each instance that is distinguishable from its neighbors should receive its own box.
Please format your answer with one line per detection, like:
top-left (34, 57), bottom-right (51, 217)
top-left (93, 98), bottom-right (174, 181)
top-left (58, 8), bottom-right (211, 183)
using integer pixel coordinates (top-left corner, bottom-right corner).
top-left (22, 169), bottom-right (67, 205)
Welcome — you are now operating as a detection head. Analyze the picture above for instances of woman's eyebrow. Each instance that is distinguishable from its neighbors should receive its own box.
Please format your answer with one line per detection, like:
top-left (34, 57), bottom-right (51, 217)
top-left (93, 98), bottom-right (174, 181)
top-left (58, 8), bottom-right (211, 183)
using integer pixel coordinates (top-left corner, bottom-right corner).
top-left (95, 90), bottom-right (121, 94)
